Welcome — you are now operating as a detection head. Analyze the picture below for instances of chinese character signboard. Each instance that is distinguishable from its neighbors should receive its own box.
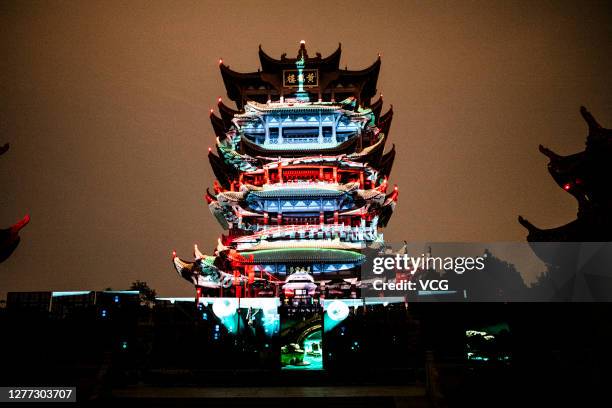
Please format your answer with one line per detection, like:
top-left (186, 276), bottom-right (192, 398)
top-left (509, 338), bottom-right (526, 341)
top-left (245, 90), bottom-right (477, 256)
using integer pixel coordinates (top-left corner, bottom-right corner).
top-left (283, 69), bottom-right (318, 88)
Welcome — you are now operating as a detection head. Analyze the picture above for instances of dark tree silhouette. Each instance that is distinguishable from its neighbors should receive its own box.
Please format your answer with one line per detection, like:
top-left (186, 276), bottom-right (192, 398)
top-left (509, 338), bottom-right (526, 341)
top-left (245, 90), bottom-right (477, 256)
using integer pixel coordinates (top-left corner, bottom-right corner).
top-left (445, 249), bottom-right (528, 301)
top-left (129, 280), bottom-right (157, 302)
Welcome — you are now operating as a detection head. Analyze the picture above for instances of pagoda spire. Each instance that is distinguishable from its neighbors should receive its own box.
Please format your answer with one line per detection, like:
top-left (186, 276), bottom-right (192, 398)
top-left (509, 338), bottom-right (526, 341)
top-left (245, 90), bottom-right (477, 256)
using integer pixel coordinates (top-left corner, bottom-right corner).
top-left (297, 40), bottom-right (309, 60)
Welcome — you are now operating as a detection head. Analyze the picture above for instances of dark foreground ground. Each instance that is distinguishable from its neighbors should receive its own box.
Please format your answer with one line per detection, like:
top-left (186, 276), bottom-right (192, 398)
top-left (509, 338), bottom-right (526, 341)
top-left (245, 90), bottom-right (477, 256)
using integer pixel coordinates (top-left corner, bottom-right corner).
top-left (1, 302), bottom-right (610, 407)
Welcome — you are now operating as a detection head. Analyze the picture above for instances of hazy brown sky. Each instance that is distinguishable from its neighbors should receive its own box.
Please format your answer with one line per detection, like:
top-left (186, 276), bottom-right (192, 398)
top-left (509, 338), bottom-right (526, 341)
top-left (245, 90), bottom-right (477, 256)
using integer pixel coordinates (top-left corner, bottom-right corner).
top-left (1, 0), bottom-right (611, 297)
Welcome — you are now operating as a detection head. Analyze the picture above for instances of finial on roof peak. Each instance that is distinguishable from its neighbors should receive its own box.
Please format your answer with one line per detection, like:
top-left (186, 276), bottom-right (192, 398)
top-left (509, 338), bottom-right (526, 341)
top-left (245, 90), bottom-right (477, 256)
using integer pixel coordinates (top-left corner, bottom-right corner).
top-left (297, 40), bottom-right (308, 60)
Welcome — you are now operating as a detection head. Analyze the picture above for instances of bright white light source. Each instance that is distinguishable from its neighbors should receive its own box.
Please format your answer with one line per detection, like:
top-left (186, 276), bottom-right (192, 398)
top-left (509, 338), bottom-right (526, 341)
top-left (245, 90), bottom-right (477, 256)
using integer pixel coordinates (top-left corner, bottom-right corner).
top-left (327, 300), bottom-right (349, 321)
top-left (212, 298), bottom-right (237, 318)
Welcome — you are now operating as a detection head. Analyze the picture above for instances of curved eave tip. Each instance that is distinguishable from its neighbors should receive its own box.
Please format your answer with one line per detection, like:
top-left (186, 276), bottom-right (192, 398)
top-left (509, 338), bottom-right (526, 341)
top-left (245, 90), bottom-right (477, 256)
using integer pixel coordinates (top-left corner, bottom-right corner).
top-left (11, 214), bottom-right (30, 233)
top-left (194, 244), bottom-right (204, 259)
top-left (172, 255), bottom-right (193, 276)
top-left (580, 105), bottom-right (602, 130)
top-left (517, 216), bottom-right (541, 232)
top-left (19, 213), bottom-right (30, 227)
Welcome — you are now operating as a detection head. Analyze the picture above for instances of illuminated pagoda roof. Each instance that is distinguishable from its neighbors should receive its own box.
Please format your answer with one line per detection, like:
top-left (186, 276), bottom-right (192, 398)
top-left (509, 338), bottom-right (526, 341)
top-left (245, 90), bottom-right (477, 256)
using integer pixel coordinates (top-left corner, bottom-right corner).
top-left (218, 99), bottom-right (240, 128)
top-left (209, 102), bottom-right (391, 161)
top-left (370, 95), bottom-right (384, 122)
top-left (377, 105), bottom-right (394, 137)
top-left (220, 41), bottom-right (382, 109)
top-left (210, 96), bottom-right (392, 142)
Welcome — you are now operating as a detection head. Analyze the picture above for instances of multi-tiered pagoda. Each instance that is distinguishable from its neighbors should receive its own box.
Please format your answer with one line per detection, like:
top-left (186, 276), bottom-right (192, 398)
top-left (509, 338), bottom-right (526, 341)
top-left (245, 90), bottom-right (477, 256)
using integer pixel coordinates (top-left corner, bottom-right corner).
top-left (173, 42), bottom-right (397, 300)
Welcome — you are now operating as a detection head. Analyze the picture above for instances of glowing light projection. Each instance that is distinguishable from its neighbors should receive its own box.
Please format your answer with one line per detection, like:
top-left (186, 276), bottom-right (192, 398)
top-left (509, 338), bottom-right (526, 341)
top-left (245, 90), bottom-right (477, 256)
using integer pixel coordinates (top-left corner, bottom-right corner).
top-left (51, 291), bottom-right (91, 297)
top-left (326, 300), bottom-right (349, 321)
top-left (211, 298), bottom-right (239, 334)
top-left (212, 298), bottom-right (238, 318)
top-left (323, 299), bottom-right (351, 332)
top-left (239, 298), bottom-right (280, 337)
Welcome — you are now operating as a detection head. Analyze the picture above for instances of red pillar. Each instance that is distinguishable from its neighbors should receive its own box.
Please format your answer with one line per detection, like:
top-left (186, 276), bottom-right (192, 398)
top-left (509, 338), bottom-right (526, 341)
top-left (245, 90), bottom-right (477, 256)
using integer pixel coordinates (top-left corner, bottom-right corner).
top-left (195, 287), bottom-right (202, 306)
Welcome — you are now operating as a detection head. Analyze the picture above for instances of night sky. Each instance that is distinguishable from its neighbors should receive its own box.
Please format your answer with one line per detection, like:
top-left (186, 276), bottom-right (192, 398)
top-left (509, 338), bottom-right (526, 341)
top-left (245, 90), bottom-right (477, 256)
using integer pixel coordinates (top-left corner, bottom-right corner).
top-left (1, 1), bottom-right (611, 298)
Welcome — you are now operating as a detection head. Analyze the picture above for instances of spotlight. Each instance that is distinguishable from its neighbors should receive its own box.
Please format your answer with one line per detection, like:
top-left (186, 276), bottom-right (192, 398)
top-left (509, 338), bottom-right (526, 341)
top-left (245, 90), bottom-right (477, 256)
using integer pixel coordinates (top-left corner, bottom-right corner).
top-left (212, 298), bottom-right (237, 318)
top-left (327, 300), bottom-right (349, 322)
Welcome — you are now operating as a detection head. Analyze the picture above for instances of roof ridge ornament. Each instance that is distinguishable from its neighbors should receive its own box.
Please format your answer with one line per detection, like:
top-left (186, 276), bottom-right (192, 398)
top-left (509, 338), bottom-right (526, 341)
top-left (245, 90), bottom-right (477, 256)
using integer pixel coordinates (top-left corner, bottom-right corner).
top-left (581, 106), bottom-right (611, 149)
top-left (297, 40), bottom-right (308, 60)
